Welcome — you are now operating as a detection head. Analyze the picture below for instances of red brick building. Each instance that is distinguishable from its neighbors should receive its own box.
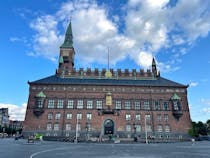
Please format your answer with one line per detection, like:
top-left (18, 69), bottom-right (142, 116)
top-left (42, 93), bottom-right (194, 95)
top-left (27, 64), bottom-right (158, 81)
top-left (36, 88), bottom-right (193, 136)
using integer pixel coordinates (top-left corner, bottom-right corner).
top-left (23, 21), bottom-right (191, 141)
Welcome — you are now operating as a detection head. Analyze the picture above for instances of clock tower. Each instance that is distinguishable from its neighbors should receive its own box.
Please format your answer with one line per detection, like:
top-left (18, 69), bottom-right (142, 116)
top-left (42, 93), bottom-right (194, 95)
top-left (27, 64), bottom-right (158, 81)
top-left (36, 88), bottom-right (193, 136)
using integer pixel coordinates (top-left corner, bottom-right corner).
top-left (57, 21), bottom-right (75, 77)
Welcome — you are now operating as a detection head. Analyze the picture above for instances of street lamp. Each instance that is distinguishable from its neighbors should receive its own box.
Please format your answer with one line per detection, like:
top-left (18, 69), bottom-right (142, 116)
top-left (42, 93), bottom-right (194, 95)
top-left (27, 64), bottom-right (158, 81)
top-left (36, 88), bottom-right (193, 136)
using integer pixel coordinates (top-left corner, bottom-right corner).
top-left (86, 122), bottom-right (90, 141)
top-left (75, 115), bottom-right (78, 143)
top-left (133, 123), bottom-right (137, 142)
top-left (145, 116), bottom-right (148, 144)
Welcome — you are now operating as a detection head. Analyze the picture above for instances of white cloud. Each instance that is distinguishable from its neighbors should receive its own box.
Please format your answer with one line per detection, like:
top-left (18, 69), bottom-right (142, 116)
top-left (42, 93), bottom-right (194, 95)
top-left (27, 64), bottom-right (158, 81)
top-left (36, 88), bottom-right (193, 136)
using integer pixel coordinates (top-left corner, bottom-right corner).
top-left (200, 98), bottom-right (210, 114)
top-left (189, 82), bottom-right (198, 87)
top-left (0, 103), bottom-right (26, 121)
top-left (202, 108), bottom-right (210, 114)
top-left (28, 0), bottom-right (210, 71)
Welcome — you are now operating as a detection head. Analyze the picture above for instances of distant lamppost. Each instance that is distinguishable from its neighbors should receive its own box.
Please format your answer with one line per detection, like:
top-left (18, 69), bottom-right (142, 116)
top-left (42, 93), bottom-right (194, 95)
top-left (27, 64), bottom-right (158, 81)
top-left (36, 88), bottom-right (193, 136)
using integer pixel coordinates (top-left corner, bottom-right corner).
top-left (86, 122), bottom-right (89, 141)
top-left (75, 115), bottom-right (79, 143)
top-left (133, 123), bottom-right (137, 142)
top-left (145, 116), bottom-right (148, 144)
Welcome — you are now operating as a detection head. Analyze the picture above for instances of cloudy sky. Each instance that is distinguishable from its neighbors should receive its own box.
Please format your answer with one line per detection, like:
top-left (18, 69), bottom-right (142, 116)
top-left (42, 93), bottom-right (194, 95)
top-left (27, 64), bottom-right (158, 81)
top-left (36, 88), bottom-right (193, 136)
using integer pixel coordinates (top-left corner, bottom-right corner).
top-left (0, 0), bottom-right (210, 122)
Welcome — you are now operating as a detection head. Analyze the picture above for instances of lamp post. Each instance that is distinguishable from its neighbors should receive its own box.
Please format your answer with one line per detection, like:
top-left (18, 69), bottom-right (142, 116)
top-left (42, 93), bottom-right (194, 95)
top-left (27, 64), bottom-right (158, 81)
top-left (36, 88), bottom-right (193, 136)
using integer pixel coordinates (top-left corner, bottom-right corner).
top-left (145, 116), bottom-right (148, 144)
top-left (133, 123), bottom-right (137, 142)
top-left (75, 115), bottom-right (78, 143)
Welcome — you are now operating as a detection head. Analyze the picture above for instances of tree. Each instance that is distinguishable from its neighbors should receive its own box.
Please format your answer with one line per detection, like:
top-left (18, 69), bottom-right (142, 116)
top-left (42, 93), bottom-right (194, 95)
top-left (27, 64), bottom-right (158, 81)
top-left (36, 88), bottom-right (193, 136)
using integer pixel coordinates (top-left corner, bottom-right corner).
top-left (188, 122), bottom-right (199, 137)
top-left (206, 119), bottom-right (210, 135)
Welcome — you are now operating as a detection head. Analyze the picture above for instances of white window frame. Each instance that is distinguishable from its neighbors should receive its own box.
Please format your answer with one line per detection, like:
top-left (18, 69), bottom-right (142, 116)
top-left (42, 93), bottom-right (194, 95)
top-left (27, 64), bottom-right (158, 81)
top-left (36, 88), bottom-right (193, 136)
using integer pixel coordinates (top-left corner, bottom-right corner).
top-left (57, 99), bottom-right (64, 108)
top-left (96, 100), bottom-right (103, 109)
top-left (126, 114), bottom-right (131, 121)
top-left (67, 100), bottom-right (74, 109)
top-left (125, 101), bottom-right (131, 109)
top-left (55, 113), bottom-right (61, 120)
top-left (48, 113), bottom-right (53, 120)
top-left (115, 100), bottom-right (121, 109)
top-left (46, 123), bottom-right (52, 131)
top-left (77, 100), bottom-right (83, 109)
top-left (134, 101), bottom-right (141, 110)
top-left (66, 113), bottom-right (72, 120)
top-left (87, 100), bottom-right (93, 109)
top-left (48, 99), bottom-right (54, 108)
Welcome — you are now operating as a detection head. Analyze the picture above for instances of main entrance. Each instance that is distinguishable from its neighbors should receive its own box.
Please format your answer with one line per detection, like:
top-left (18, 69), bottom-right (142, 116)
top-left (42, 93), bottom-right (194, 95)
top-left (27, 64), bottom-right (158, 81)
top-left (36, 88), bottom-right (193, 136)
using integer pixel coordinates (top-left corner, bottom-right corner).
top-left (104, 119), bottom-right (114, 135)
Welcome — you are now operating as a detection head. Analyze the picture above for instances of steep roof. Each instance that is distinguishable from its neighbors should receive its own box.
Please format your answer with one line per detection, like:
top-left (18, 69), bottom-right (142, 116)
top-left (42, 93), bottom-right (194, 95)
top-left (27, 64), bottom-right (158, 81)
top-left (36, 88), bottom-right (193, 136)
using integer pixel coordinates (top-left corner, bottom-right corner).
top-left (29, 75), bottom-right (187, 88)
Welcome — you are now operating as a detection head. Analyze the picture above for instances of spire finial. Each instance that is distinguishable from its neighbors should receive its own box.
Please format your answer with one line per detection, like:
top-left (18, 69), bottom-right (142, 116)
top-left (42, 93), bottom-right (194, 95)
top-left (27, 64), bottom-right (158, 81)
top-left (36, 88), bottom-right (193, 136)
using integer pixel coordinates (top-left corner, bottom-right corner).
top-left (60, 17), bottom-right (73, 48)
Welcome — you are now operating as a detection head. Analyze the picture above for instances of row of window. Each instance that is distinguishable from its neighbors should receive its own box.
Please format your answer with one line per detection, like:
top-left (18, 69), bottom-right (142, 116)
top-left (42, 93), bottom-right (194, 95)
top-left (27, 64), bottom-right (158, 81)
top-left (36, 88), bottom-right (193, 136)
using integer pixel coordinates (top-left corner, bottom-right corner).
top-left (46, 123), bottom-right (170, 133)
top-left (48, 113), bottom-right (92, 120)
top-left (48, 113), bottom-right (169, 122)
top-left (40, 99), bottom-right (174, 110)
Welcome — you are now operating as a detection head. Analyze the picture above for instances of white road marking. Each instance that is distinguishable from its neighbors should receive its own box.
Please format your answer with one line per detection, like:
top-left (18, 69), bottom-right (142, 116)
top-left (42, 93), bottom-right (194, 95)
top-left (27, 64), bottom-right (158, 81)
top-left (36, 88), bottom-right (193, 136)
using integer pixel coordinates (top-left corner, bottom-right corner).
top-left (30, 147), bottom-right (69, 158)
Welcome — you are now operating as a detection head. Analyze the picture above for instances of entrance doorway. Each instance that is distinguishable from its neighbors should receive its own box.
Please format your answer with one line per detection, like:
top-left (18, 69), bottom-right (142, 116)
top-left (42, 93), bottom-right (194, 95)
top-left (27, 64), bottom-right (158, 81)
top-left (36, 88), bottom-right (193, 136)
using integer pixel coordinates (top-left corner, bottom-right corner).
top-left (104, 119), bottom-right (114, 135)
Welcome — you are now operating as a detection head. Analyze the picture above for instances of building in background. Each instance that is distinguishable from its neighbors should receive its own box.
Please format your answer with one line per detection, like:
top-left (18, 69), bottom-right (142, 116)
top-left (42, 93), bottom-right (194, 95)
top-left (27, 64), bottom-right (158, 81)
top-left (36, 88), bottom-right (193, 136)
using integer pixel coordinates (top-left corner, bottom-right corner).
top-left (23, 21), bottom-right (191, 142)
top-left (9, 120), bottom-right (23, 131)
top-left (0, 108), bottom-right (9, 128)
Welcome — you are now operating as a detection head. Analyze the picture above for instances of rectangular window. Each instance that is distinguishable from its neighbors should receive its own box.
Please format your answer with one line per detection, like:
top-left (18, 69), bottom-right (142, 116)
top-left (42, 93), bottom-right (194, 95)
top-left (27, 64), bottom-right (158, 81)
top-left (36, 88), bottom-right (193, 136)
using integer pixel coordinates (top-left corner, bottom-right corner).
top-left (144, 101), bottom-right (150, 110)
top-left (57, 99), bottom-right (64, 108)
top-left (66, 113), bottom-right (72, 120)
top-left (87, 100), bottom-right (93, 109)
top-left (134, 101), bottom-right (141, 110)
top-left (146, 125), bottom-right (152, 132)
top-left (165, 125), bottom-right (170, 132)
top-left (77, 123), bottom-right (81, 131)
top-left (164, 114), bottom-right (169, 122)
top-left (115, 100), bottom-right (121, 109)
top-left (145, 114), bottom-right (151, 121)
top-left (154, 101), bottom-right (160, 110)
top-left (46, 123), bottom-right (52, 131)
top-left (125, 101), bottom-right (131, 109)
top-left (67, 100), bottom-right (74, 109)
top-left (48, 113), bottom-right (53, 120)
top-left (157, 125), bottom-right (163, 132)
top-left (77, 113), bottom-right (82, 120)
top-left (163, 102), bottom-right (169, 110)
top-left (54, 123), bottom-right (59, 131)
top-left (55, 113), bottom-right (61, 120)
top-left (135, 114), bottom-right (141, 121)
top-left (48, 99), bottom-right (54, 108)
top-left (157, 114), bottom-right (161, 122)
top-left (126, 125), bottom-right (131, 132)
top-left (66, 124), bottom-right (71, 131)
top-left (77, 100), bottom-right (83, 109)
top-left (135, 125), bottom-right (141, 132)
top-left (86, 113), bottom-right (92, 121)
top-left (36, 99), bottom-right (43, 108)
top-left (126, 114), bottom-right (131, 121)
top-left (96, 100), bottom-right (103, 109)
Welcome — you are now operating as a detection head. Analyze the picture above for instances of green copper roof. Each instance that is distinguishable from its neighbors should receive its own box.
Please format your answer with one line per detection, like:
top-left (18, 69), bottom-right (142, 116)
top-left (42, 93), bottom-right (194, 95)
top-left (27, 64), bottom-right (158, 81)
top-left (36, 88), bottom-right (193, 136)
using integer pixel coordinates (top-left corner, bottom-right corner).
top-left (59, 56), bottom-right (64, 64)
top-left (60, 21), bottom-right (73, 48)
top-left (171, 93), bottom-right (181, 100)
top-left (36, 91), bottom-right (46, 98)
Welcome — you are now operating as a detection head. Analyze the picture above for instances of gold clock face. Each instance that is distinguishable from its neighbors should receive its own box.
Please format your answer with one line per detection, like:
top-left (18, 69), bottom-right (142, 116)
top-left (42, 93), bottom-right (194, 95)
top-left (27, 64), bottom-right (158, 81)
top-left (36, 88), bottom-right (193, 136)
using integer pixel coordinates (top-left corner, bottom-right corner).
top-left (62, 51), bottom-right (69, 56)
top-left (105, 70), bottom-right (112, 78)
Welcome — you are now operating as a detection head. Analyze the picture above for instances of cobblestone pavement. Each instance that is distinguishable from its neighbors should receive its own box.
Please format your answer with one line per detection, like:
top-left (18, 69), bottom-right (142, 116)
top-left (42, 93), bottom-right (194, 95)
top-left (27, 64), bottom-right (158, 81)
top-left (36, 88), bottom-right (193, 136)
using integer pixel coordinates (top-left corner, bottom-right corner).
top-left (0, 138), bottom-right (210, 158)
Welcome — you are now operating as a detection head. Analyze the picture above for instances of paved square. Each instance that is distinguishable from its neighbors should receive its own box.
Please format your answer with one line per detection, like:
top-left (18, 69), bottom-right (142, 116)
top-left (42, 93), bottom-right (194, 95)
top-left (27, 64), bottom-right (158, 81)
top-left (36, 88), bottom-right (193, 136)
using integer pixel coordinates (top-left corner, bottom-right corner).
top-left (0, 138), bottom-right (210, 158)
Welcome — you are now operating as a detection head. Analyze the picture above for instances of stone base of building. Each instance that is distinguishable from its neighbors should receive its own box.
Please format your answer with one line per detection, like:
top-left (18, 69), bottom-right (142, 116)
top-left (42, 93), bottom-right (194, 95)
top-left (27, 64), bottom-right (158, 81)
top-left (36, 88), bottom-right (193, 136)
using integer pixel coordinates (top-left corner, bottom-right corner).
top-left (22, 130), bottom-right (191, 143)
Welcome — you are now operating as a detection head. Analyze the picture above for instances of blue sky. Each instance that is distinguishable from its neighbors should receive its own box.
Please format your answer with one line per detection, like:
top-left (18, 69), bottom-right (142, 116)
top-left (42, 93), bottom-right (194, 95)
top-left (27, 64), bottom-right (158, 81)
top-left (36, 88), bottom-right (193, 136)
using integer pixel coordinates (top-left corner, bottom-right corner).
top-left (0, 0), bottom-right (210, 122)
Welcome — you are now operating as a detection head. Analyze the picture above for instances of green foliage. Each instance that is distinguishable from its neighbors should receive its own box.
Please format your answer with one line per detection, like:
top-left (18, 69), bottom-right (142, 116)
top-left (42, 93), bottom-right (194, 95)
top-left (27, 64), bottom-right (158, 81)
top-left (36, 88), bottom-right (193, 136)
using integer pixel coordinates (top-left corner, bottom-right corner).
top-left (188, 120), bottom-right (210, 137)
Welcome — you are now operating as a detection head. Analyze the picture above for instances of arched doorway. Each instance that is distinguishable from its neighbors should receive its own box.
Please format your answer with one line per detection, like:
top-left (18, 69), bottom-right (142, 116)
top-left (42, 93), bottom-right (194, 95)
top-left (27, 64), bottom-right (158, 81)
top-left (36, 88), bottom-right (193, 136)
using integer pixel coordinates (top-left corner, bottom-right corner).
top-left (104, 119), bottom-right (114, 135)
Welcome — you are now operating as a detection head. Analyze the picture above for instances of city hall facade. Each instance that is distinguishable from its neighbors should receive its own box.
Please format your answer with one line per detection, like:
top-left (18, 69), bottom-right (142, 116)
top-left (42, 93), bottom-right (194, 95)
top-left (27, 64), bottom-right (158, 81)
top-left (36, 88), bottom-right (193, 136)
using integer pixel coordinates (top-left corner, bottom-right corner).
top-left (23, 22), bottom-right (191, 141)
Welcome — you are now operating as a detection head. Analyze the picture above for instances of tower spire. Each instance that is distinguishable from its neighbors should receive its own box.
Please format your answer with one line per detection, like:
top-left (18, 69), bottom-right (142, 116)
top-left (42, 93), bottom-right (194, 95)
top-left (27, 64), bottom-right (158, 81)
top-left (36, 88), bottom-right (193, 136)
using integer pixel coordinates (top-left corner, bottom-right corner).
top-left (57, 19), bottom-right (75, 77)
top-left (60, 18), bottom-right (73, 48)
top-left (152, 57), bottom-right (158, 77)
